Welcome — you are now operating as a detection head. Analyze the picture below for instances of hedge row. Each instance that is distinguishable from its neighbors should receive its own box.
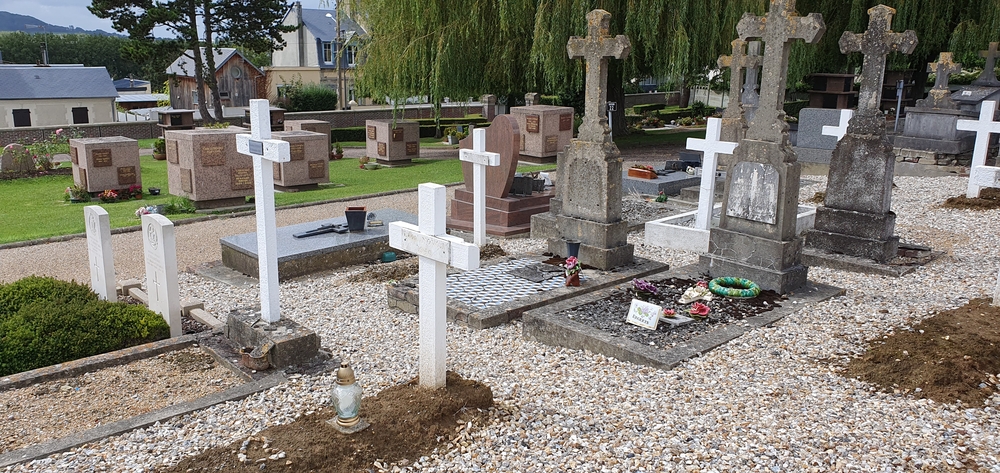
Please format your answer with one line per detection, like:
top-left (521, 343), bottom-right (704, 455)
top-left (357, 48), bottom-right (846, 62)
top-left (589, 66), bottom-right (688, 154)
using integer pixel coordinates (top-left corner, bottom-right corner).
top-left (330, 117), bottom-right (492, 143)
top-left (633, 103), bottom-right (667, 114)
top-left (783, 100), bottom-right (810, 119)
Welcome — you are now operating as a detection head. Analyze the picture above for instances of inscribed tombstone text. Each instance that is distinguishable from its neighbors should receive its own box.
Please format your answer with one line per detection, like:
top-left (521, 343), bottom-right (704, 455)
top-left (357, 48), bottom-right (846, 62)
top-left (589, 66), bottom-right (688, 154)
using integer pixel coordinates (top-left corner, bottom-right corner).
top-left (526, 115), bottom-right (540, 133)
top-left (560, 114), bottom-right (573, 131)
top-left (290, 142), bottom-right (305, 161)
top-left (367, 126), bottom-right (377, 140)
top-left (308, 160), bottom-right (325, 179)
top-left (232, 167), bottom-right (253, 190)
top-left (166, 139), bottom-right (178, 164)
top-left (117, 166), bottom-right (137, 185)
top-left (392, 128), bottom-right (404, 141)
top-left (726, 162), bottom-right (779, 224)
top-left (181, 169), bottom-right (193, 193)
top-left (406, 142), bottom-right (419, 155)
top-left (92, 149), bottom-right (112, 167)
top-left (377, 142), bottom-right (387, 156)
top-left (201, 143), bottom-right (226, 166)
top-left (70, 147), bottom-right (78, 164)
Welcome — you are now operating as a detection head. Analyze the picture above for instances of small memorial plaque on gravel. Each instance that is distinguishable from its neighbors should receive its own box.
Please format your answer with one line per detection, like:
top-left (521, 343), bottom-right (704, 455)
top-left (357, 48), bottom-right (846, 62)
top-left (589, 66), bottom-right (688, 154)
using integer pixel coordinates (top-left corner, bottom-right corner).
top-left (626, 299), bottom-right (661, 330)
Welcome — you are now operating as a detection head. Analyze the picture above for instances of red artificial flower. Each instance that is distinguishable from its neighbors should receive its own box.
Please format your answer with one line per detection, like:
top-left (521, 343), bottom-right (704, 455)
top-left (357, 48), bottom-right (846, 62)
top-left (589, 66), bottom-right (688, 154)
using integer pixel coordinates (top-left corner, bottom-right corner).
top-left (688, 302), bottom-right (710, 316)
top-left (696, 280), bottom-right (708, 289)
top-left (662, 308), bottom-right (676, 317)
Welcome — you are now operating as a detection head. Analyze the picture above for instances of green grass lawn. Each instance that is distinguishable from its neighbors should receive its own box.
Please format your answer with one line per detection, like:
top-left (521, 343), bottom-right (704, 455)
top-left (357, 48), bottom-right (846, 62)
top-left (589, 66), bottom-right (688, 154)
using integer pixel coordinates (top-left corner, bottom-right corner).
top-left (338, 136), bottom-right (460, 149)
top-left (0, 157), bottom-right (553, 245)
top-left (615, 128), bottom-right (703, 149)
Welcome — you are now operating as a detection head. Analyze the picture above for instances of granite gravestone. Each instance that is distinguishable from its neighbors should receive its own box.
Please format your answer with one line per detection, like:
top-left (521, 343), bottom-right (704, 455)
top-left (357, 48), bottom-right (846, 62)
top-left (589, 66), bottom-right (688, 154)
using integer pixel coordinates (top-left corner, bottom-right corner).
top-left (365, 119), bottom-right (419, 165)
top-left (284, 119), bottom-right (332, 142)
top-left (510, 105), bottom-right (575, 161)
top-left (700, 0), bottom-right (825, 294)
top-left (952, 43), bottom-right (1000, 116)
top-left (894, 53), bottom-right (976, 165)
top-left (270, 130), bottom-right (330, 191)
top-left (0, 143), bottom-right (34, 173)
top-left (529, 9), bottom-right (634, 269)
top-left (69, 137), bottom-right (141, 193)
top-left (805, 5), bottom-right (917, 265)
top-left (718, 39), bottom-right (762, 144)
top-left (142, 213), bottom-right (181, 338)
top-left (164, 127), bottom-right (254, 209)
top-left (85, 206), bottom-right (116, 301)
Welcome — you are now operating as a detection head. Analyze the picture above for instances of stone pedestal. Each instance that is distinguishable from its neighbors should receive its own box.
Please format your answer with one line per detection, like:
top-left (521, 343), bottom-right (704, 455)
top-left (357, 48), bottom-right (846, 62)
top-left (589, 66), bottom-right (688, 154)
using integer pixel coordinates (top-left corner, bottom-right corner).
top-left (284, 119), bottom-right (331, 143)
top-left (69, 137), bottom-right (141, 193)
top-left (807, 73), bottom-right (857, 109)
top-left (270, 130), bottom-right (329, 191)
top-left (894, 107), bottom-right (977, 157)
top-left (164, 128), bottom-right (253, 209)
top-left (244, 107), bottom-right (285, 132)
top-left (511, 105), bottom-right (574, 161)
top-left (225, 311), bottom-right (320, 369)
top-left (365, 119), bottom-right (419, 165)
top-left (157, 109), bottom-right (196, 136)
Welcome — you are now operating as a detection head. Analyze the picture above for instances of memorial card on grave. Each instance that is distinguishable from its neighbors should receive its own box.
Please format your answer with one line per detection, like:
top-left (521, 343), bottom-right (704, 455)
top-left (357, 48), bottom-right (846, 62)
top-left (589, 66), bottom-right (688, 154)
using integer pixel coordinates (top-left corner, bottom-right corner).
top-left (365, 119), bottom-right (419, 165)
top-left (625, 299), bottom-right (661, 330)
top-left (164, 127), bottom-right (253, 209)
top-left (69, 137), bottom-right (141, 193)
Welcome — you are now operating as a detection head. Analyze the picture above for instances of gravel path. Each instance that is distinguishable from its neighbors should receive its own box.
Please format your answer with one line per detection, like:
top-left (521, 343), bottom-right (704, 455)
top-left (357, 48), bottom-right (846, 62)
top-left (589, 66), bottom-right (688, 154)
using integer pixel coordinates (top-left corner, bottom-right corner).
top-left (5, 176), bottom-right (1000, 472)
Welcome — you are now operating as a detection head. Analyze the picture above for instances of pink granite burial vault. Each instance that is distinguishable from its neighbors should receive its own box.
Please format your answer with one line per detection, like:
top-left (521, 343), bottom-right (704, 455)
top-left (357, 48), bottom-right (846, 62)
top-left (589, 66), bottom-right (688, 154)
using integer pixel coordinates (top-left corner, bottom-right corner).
top-left (69, 137), bottom-right (141, 193)
top-left (510, 105), bottom-right (575, 162)
top-left (270, 130), bottom-right (330, 191)
top-left (365, 119), bottom-right (420, 165)
top-left (163, 128), bottom-right (253, 209)
top-left (285, 119), bottom-right (332, 142)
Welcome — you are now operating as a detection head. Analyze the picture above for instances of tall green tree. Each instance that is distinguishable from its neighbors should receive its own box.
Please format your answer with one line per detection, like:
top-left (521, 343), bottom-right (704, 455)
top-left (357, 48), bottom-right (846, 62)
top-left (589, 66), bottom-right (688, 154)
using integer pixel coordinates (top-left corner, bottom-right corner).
top-left (89, 0), bottom-right (295, 121)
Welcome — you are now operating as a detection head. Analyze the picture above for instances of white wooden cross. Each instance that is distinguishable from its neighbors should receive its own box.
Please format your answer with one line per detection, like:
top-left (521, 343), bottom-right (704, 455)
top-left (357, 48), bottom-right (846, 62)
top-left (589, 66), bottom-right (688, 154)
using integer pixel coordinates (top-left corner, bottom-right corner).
top-left (822, 109), bottom-right (854, 142)
top-left (388, 183), bottom-right (480, 388)
top-left (236, 99), bottom-right (291, 323)
top-left (459, 128), bottom-right (500, 246)
top-left (957, 100), bottom-right (1000, 199)
top-left (686, 117), bottom-right (738, 230)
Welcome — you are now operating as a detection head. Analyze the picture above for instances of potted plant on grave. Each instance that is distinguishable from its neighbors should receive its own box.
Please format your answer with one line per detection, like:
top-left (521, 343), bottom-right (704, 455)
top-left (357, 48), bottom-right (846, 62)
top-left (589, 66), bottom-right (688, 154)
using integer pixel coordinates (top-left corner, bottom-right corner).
top-left (98, 189), bottom-right (118, 203)
top-left (152, 138), bottom-right (166, 160)
top-left (358, 156), bottom-right (370, 169)
top-left (445, 127), bottom-right (458, 145)
top-left (64, 185), bottom-right (91, 203)
top-left (128, 184), bottom-right (143, 200)
top-left (627, 164), bottom-right (657, 180)
top-left (331, 141), bottom-right (344, 160)
top-left (562, 256), bottom-right (582, 287)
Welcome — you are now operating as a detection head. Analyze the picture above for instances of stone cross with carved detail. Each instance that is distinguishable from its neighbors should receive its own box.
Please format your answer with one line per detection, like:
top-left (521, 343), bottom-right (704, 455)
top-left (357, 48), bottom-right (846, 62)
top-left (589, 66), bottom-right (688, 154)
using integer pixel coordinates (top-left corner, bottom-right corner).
top-left (974, 42), bottom-right (1000, 87)
top-left (719, 39), bottom-right (762, 122)
top-left (737, 0), bottom-right (826, 143)
top-left (567, 9), bottom-right (630, 143)
top-left (917, 52), bottom-right (962, 109)
top-left (741, 41), bottom-right (763, 115)
top-left (839, 4), bottom-right (916, 131)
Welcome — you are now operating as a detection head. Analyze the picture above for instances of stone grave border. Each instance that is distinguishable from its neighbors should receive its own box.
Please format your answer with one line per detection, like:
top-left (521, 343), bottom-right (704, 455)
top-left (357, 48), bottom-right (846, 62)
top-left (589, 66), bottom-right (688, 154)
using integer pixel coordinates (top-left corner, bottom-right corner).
top-left (386, 256), bottom-right (667, 329)
top-left (521, 264), bottom-right (844, 370)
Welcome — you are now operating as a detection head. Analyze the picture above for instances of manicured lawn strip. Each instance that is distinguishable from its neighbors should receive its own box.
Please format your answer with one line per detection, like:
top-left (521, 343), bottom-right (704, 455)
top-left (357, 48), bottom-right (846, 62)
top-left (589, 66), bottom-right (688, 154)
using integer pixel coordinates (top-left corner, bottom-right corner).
top-left (337, 136), bottom-right (460, 149)
top-left (614, 129), bottom-right (703, 149)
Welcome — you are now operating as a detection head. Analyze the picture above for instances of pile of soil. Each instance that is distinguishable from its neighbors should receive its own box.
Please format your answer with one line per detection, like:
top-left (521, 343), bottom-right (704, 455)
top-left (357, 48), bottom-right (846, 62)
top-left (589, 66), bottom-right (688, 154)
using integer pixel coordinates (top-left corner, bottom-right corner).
top-left (845, 298), bottom-right (1000, 405)
top-left (942, 187), bottom-right (1000, 210)
top-left (162, 371), bottom-right (494, 473)
top-left (562, 277), bottom-right (784, 349)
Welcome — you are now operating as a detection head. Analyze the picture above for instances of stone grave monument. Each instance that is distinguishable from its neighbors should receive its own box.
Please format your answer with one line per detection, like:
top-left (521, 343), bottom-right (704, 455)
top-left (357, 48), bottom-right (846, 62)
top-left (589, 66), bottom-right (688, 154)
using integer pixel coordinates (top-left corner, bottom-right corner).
top-left (389, 183), bottom-right (480, 388)
top-left (448, 116), bottom-right (554, 237)
top-left (700, 0), bottom-right (825, 294)
top-left (85, 206), bottom-right (116, 301)
top-left (525, 93), bottom-right (540, 106)
top-left (958, 100), bottom-right (1000, 198)
top-left (142, 213), bottom-right (181, 338)
top-left (741, 41), bottom-right (763, 123)
top-left (953, 43), bottom-right (1000, 114)
top-left (0, 143), bottom-right (34, 173)
top-left (792, 108), bottom-right (851, 164)
top-left (804, 4), bottom-right (917, 267)
top-left (69, 137), bottom-right (141, 193)
top-left (529, 9), bottom-right (634, 270)
top-left (270, 130), bottom-right (330, 191)
top-left (164, 127), bottom-right (254, 209)
top-left (284, 119), bottom-right (332, 142)
top-left (510, 104), bottom-right (575, 163)
top-left (718, 39), bottom-right (762, 144)
top-left (366, 119), bottom-right (419, 165)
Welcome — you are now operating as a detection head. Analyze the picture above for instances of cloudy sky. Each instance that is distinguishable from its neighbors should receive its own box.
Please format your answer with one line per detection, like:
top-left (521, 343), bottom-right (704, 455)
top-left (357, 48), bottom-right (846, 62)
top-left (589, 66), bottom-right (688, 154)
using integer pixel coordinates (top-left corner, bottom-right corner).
top-left (5, 0), bottom-right (119, 33)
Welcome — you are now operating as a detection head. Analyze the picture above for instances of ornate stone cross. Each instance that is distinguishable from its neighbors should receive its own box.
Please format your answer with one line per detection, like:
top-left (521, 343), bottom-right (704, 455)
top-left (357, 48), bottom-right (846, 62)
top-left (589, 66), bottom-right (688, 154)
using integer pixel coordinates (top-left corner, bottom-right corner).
top-left (459, 128), bottom-right (500, 246)
top-left (567, 9), bottom-right (630, 143)
top-left (718, 40), bottom-right (762, 123)
top-left (839, 4), bottom-right (916, 131)
top-left (741, 41), bottom-right (763, 114)
top-left (974, 42), bottom-right (1000, 87)
top-left (236, 99), bottom-right (291, 323)
top-left (737, 0), bottom-right (826, 143)
top-left (917, 52), bottom-right (962, 109)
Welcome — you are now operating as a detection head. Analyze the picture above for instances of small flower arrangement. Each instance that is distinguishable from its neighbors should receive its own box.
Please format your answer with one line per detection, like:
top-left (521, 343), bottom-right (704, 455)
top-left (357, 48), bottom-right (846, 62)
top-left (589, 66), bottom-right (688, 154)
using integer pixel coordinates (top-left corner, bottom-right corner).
top-left (632, 278), bottom-right (659, 301)
top-left (64, 185), bottom-right (91, 202)
top-left (688, 302), bottom-right (710, 318)
top-left (563, 256), bottom-right (582, 276)
top-left (135, 205), bottom-right (163, 218)
top-left (655, 191), bottom-right (667, 203)
top-left (128, 184), bottom-right (143, 199)
top-left (678, 280), bottom-right (713, 304)
top-left (98, 189), bottom-right (118, 203)
top-left (359, 156), bottom-right (370, 169)
top-left (662, 308), bottom-right (676, 318)
top-left (630, 164), bottom-right (655, 172)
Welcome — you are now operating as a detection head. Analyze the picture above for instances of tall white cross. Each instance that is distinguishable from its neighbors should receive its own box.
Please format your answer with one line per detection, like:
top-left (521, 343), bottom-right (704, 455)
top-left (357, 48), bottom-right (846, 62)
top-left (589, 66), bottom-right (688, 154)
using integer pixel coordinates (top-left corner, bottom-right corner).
top-left (459, 128), bottom-right (500, 246)
top-left (822, 109), bottom-right (854, 142)
top-left (236, 99), bottom-right (291, 323)
top-left (686, 117), bottom-right (738, 230)
top-left (957, 100), bottom-right (1000, 198)
top-left (388, 183), bottom-right (480, 388)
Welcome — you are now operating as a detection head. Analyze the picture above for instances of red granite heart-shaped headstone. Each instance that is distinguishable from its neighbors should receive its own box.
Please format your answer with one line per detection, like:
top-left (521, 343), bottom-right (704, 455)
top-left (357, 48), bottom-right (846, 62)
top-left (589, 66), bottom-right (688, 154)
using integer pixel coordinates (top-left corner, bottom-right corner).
top-left (458, 115), bottom-right (521, 199)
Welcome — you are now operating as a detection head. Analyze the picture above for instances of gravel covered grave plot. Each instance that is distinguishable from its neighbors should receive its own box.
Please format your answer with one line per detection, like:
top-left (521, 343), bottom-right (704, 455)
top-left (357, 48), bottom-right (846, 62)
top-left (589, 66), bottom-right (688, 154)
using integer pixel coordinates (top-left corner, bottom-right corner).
top-left (562, 277), bottom-right (786, 349)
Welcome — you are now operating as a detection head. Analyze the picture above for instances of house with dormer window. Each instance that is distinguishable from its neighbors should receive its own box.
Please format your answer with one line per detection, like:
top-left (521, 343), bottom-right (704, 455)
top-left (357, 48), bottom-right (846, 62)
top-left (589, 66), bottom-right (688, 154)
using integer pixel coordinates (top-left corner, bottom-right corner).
top-left (268, 1), bottom-right (368, 109)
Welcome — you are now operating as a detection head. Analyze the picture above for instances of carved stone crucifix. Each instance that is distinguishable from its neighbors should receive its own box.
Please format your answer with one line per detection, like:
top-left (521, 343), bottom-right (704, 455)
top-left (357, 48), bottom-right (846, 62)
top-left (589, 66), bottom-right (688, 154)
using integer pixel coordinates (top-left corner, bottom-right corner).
top-left (567, 9), bottom-right (631, 143)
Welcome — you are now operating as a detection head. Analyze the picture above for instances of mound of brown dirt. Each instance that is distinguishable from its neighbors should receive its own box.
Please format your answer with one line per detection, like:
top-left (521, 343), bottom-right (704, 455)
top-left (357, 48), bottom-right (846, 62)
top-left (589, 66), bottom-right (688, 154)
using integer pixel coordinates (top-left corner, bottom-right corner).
top-left (942, 187), bottom-right (1000, 210)
top-left (845, 298), bottom-right (1000, 405)
top-left (162, 371), bottom-right (493, 473)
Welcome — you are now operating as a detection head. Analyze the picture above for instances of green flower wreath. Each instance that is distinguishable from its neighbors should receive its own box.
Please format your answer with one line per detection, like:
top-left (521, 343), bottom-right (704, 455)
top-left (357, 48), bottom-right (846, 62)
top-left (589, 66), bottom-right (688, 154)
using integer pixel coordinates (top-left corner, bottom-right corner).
top-left (708, 277), bottom-right (761, 299)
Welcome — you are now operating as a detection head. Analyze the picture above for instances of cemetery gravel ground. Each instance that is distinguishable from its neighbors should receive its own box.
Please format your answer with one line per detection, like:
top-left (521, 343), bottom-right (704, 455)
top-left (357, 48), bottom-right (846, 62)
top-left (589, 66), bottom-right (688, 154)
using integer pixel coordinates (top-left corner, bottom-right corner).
top-left (5, 176), bottom-right (1000, 471)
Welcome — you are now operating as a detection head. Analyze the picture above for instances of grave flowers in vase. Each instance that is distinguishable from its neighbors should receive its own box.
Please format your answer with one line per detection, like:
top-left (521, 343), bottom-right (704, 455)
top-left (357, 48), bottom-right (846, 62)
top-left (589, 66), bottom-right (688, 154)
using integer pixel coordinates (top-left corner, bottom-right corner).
top-left (632, 278), bottom-right (659, 301)
top-left (128, 184), bottom-right (143, 200)
top-left (64, 185), bottom-right (90, 203)
top-left (563, 256), bottom-right (582, 287)
top-left (98, 189), bottom-right (119, 203)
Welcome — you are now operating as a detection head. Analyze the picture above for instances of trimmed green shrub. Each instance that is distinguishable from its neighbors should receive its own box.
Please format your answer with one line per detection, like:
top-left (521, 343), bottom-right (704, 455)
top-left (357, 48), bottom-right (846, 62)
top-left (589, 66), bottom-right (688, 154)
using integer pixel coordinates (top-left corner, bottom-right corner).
top-left (783, 100), bottom-right (810, 119)
top-left (633, 103), bottom-right (666, 114)
top-left (0, 277), bottom-right (170, 377)
top-left (540, 95), bottom-right (561, 106)
top-left (331, 127), bottom-right (367, 142)
top-left (287, 84), bottom-right (339, 112)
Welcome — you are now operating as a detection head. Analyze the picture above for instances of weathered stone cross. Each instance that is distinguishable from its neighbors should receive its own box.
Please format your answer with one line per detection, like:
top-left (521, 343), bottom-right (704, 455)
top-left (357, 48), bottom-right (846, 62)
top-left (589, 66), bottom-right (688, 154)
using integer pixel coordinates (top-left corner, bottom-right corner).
top-left (388, 183), bottom-right (480, 389)
top-left (236, 99), bottom-right (291, 323)
top-left (459, 128), bottom-right (500, 246)
top-left (686, 117), bottom-right (738, 230)
top-left (718, 39), bottom-right (762, 123)
top-left (567, 9), bottom-right (630, 143)
top-left (929, 52), bottom-right (963, 91)
top-left (974, 42), bottom-right (1000, 87)
top-left (737, 0), bottom-right (826, 142)
top-left (839, 4), bottom-right (916, 131)
top-left (741, 41), bottom-right (763, 115)
top-left (957, 100), bottom-right (1000, 198)
top-left (822, 109), bottom-right (854, 141)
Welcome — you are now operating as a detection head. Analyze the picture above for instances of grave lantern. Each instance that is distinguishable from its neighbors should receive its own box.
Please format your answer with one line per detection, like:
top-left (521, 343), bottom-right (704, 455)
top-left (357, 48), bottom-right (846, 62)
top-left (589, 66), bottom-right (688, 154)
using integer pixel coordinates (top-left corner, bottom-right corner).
top-left (330, 362), bottom-right (364, 430)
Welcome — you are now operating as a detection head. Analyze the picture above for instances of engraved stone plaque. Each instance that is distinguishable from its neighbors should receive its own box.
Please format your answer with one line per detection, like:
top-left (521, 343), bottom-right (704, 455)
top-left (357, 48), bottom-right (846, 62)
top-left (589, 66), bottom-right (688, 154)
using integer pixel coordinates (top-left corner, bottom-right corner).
top-left (526, 115), bottom-right (540, 133)
top-left (117, 166), bottom-right (137, 185)
top-left (308, 160), bottom-right (325, 179)
top-left (367, 125), bottom-right (377, 140)
top-left (406, 141), bottom-right (419, 156)
top-left (273, 162), bottom-right (282, 181)
top-left (392, 128), bottom-right (404, 141)
top-left (726, 162), bottom-right (779, 224)
top-left (70, 147), bottom-right (78, 165)
top-left (181, 168), bottom-right (193, 193)
top-left (232, 167), bottom-right (254, 190)
top-left (545, 135), bottom-right (558, 153)
top-left (201, 143), bottom-right (226, 166)
top-left (559, 113), bottom-right (573, 131)
top-left (377, 142), bottom-right (387, 156)
top-left (290, 142), bottom-right (305, 161)
top-left (166, 140), bottom-right (179, 164)
top-left (92, 149), bottom-right (112, 167)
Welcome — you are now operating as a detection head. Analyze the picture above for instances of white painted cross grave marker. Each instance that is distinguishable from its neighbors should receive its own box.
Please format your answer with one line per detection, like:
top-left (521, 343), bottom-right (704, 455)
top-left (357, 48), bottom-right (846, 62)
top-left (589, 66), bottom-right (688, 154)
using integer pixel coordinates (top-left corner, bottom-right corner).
top-left (822, 109), bottom-right (854, 142)
top-left (459, 128), bottom-right (500, 246)
top-left (84, 206), bottom-right (116, 301)
top-left (142, 213), bottom-right (181, 337)
top-left (685, 117), bottom-right (738, 230)
top-left (957, 100), bottom-right (1000, 198)
top-left (388, 183), bottom-right (480, 388)
top-left (236, 99), bottom-right (290, 323)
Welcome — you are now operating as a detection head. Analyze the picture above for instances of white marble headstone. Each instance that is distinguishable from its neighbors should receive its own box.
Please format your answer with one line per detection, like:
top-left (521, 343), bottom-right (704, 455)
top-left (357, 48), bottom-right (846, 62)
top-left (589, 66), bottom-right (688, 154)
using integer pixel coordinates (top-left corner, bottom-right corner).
top-left (84, 206), bottom-right (116, 301)
top-left (141, 213), bottom-right (181, 337)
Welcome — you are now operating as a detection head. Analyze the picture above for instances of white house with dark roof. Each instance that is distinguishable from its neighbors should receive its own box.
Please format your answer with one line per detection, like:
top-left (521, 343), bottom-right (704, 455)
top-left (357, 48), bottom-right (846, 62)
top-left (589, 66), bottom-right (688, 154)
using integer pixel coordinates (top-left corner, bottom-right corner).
top-left (0, 65), bottom-right (118, 128)
top-left (268, 1), bottom-right (368, 109)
